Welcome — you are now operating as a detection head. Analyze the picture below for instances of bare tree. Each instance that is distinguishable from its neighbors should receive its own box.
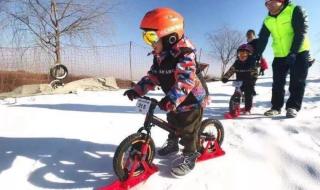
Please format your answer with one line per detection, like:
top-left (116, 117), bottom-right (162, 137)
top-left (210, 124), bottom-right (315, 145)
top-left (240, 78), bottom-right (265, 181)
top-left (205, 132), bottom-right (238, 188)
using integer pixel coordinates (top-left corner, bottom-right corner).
top-left (2, 0), bottom-right (116, 64)
top-left (207, 26), bottom-right (244, 77)
top-left (0, 0), bottom-right (6, 28)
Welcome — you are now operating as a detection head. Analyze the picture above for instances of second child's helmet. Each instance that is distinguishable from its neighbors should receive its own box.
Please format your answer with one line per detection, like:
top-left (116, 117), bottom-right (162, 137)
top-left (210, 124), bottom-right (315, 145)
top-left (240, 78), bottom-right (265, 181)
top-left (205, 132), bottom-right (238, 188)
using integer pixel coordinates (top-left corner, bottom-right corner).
top-left (237, 44), bottom-right (254, 54)
top-left (140, 7), bottom-right (184, 48)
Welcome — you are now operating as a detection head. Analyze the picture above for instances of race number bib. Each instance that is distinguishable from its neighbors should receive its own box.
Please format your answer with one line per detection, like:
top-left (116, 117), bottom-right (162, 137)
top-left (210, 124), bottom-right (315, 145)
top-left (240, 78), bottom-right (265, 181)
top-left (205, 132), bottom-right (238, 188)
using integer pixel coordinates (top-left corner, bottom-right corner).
top-left (136, 98), bottom-right (152, 114)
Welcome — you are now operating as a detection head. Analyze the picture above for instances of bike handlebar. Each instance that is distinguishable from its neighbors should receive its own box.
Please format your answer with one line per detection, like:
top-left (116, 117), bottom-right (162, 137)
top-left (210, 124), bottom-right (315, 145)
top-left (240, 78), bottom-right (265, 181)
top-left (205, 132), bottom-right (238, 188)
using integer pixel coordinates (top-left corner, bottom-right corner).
top-left (226, 79), bottom-right (243, 82)
top-left (233, 69), bottom-right (257, 73)
top-left (139, 96), bottom-right (159, 104)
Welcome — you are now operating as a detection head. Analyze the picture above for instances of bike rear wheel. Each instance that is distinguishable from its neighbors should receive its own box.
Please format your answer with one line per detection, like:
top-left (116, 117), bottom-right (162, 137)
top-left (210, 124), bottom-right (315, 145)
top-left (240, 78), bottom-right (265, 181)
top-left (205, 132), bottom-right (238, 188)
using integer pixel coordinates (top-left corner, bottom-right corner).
top-left (113, 133), bottom-right (155, 181)
top-left (198, 119), bottom-right (224, 153)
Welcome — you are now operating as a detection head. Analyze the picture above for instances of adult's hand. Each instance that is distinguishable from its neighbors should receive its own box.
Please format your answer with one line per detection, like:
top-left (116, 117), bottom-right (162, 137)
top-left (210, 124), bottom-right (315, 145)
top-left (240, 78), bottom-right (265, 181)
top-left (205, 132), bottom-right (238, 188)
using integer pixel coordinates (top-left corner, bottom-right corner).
top-left (253, 54), bottom-right (261, 67)
top-left (286, 53), bottom-right (297, 65)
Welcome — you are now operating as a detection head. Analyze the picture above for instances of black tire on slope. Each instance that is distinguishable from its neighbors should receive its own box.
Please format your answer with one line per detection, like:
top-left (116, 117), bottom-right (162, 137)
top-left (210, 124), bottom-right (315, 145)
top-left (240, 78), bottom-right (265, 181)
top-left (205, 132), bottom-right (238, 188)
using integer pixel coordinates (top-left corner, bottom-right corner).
top-left (49, 79), bottom-right (64, 89)
top-left (50, 64), bottom-right (68, 80)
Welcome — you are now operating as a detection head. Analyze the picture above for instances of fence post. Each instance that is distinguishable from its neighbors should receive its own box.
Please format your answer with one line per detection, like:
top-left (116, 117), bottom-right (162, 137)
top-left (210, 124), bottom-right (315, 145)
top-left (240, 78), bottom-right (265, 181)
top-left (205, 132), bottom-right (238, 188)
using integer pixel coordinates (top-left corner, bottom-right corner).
top-left (129, 41), bottom-right (133, 81)
top-left (198, 48), bottom-right (202, 63)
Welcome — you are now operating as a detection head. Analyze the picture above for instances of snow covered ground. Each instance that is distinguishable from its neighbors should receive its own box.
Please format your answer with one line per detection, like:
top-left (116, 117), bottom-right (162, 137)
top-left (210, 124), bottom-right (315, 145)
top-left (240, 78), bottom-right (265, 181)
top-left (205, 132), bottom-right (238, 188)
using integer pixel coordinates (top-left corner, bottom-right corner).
top-left (1, 73), bottom-right (320, 190)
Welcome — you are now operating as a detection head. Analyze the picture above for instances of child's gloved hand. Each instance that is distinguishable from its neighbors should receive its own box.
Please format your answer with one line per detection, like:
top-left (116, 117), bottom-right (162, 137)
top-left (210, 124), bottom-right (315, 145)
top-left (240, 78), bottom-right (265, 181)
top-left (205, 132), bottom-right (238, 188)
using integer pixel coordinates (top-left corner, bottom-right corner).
top-left (123, 89), bottom-right (140, 101)
top-left (222, 78), bottom-right (228, 83)
top-left (158, 97), bottom-right (175, 111)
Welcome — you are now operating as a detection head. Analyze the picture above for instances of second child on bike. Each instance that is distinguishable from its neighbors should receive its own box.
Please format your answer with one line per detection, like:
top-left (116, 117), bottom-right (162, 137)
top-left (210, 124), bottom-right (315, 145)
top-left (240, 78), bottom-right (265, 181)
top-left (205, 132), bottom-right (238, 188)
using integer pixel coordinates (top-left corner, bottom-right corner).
top-left (222, 44), bottom-right (258, 115)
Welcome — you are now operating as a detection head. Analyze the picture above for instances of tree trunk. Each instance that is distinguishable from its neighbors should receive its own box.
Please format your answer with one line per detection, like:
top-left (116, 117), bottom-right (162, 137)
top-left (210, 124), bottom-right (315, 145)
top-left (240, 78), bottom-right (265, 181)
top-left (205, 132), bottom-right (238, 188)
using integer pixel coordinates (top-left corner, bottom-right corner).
top-left (55, 32), bottom-right (61, 64)
top-left (51, 0), bottom-right (61, 64)
top-left (221, 62), bottom-right (227, 78)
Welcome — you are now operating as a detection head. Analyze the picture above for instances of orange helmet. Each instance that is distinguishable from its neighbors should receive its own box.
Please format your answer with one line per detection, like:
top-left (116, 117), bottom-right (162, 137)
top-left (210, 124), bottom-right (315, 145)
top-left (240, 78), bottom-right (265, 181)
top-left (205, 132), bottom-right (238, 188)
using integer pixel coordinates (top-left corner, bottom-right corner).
top-left (140, 7), bottom-right (184, 40)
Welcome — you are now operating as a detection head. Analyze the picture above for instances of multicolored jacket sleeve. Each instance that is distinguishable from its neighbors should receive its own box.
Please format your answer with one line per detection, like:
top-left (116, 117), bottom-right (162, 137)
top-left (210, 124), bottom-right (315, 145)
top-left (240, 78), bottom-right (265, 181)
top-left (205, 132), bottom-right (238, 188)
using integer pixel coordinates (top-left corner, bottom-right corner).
top-left (133, 65), bottom-right (160, 96)
top-left (166, 52), bottom-right (197, 107)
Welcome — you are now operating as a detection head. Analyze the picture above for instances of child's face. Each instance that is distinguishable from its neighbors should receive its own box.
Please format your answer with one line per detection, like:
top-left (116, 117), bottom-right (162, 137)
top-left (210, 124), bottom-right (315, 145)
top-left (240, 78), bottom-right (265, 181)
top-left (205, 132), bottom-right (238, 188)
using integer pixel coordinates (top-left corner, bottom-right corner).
top-left (152, 39), bottom-right (163, 54)
top-left (238, 50), bottom-right (249, 62)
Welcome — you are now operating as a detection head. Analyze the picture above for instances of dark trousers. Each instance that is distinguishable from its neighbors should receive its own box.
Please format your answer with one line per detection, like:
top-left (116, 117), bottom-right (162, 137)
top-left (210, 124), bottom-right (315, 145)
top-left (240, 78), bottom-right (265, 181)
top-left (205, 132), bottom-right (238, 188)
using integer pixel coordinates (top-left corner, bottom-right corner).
top-left (167, 107), bottom-right (203, 154)
top-left (241, 81), bottom-right (255, 110)
top-left (271, 51), bottom-right (309, 111)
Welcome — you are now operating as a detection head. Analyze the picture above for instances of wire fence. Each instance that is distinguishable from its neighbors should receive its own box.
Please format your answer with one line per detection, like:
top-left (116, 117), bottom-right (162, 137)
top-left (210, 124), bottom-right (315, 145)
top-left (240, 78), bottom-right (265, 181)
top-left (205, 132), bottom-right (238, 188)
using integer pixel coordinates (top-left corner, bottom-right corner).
top-left (0, 42), bottom-right (223, 92)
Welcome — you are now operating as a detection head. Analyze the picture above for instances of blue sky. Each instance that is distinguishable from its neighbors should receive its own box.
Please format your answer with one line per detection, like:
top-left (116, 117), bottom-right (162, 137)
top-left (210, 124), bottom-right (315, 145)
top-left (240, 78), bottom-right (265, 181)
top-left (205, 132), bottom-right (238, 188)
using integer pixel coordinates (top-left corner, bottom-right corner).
top-left (113, 0), bottom-right (320, 60)
top-left (0, 0), bottom-right (319, 61)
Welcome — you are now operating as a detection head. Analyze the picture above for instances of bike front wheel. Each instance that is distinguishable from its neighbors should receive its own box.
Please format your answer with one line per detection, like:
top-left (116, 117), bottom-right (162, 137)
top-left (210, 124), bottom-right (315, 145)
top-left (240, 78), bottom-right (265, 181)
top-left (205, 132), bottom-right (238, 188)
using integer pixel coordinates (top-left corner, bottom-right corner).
top-left (229, 94), bottom-right (241, 115)
top-left (198, 119), bottom-right (224, 153)
top-left (113, 133), bottom-right (155, 181)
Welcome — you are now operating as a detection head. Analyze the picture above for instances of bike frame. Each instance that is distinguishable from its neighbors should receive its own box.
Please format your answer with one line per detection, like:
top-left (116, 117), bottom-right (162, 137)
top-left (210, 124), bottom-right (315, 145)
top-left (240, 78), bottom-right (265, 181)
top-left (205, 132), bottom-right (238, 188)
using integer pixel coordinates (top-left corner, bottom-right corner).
top-left (228, 80), bottom-right (244, 99)
top-left (98, 97), bottom-right (225, 190)
top-left (233, 82), bottom-right (242, 97)
top-left (137, 97), bottom-right (177, 137)
top-left (226, 80), bottom-right (244, 116)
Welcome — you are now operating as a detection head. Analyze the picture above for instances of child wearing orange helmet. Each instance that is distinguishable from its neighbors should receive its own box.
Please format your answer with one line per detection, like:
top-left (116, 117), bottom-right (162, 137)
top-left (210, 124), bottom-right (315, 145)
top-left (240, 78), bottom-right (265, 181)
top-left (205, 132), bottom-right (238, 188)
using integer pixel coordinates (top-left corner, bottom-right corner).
top-left (124, 7), bottom-right (208, 177)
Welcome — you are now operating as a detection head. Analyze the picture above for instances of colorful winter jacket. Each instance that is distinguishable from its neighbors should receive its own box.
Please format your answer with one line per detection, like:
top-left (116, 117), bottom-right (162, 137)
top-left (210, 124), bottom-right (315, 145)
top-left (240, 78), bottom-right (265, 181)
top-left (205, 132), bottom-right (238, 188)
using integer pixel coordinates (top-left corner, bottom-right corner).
top-left (133, 37), bottom-right (208, 112)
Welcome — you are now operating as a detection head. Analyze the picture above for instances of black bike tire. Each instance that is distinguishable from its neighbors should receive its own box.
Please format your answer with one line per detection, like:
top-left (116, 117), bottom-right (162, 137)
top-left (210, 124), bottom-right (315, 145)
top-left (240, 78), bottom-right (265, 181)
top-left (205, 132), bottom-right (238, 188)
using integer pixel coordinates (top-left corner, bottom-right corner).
top-left (49, 79), bottom-right (64, 89)
top-left (113, 133), bottom-right (155, 181)
top-left (198, 119), bottom-right (224, 152)
top-left (229, 95), bottom-right (235, 113)
top-left (229, 94), bottom-right (240, 114)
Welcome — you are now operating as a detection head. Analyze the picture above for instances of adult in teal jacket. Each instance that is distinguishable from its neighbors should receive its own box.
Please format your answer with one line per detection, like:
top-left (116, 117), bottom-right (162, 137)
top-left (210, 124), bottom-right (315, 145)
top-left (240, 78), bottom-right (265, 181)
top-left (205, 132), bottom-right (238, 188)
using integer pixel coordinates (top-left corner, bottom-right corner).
top-left (255, 0), bottom-right (312, 118)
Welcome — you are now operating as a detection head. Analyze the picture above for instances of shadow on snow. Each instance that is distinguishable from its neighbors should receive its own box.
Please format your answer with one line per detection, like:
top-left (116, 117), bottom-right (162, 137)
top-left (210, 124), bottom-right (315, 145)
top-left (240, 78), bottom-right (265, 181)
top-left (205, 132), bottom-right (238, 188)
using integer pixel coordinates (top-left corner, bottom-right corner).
top-left (0, 137), bottom-right (117, 189)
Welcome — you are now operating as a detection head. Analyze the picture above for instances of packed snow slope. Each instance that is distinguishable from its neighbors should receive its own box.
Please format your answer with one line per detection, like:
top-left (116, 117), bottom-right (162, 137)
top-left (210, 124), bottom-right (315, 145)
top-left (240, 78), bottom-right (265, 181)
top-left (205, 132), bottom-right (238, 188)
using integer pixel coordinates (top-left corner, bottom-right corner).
top-left (1, 74), bottom-right (320, 190)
